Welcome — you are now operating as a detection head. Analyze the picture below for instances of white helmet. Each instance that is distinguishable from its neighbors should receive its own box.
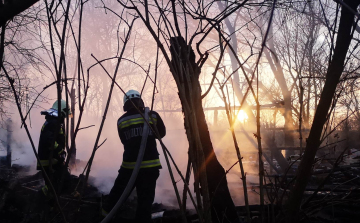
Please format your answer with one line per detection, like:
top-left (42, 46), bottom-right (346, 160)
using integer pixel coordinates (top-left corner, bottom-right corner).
top-left (123, 90), bottom-right (141, 106)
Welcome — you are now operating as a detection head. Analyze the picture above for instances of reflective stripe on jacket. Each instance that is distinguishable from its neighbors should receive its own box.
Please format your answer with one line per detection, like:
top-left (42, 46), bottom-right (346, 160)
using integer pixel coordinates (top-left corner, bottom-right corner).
top-left (121, 159), bottom-right (161, 169)
top-left (118, 113), bottom-right (157, 129)
top-left (37, 158), bottom-right (59, 167)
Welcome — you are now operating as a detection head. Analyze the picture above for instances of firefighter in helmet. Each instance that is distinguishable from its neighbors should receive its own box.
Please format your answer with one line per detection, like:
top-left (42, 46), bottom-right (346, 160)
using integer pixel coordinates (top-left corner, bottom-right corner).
top-left (37, 99), bottom-right (71, 196)
top-left (103, 90), bottom-right (166, 223)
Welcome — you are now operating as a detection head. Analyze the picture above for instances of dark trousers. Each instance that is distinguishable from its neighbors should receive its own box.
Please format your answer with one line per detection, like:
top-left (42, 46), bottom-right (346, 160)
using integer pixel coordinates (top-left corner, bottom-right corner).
top-left (41, 164), bottom-right (70, 195)
top-left (42, 165), bottom-right (62, 191)
top-left (105, 167), bottom-right (160, 223)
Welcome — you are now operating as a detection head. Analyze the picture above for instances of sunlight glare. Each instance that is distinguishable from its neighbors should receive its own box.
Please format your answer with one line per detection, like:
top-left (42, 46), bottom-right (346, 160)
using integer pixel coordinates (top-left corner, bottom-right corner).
top-left (236, 110), bottom-right (248, 122)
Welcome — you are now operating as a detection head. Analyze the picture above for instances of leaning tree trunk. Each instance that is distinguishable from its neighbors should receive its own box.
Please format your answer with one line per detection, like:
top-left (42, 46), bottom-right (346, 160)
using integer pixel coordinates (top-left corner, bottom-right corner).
top-left (285, 1), bottom-right (360, 222)
top-left (170, 36), bottom-right (240, 223)
top-left (265, 31), bottom-right (295, 159)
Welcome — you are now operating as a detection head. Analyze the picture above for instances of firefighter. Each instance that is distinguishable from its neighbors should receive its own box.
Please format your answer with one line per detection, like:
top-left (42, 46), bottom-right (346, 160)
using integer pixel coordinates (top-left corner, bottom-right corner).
top-left (103, 90), bottom-right (166, 223)
top-left (37, 99), bottom-right (71, 197)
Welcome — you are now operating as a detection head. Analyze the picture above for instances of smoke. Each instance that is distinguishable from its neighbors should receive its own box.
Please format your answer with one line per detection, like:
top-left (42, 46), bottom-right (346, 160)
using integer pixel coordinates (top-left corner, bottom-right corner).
top-left (1, 1), bottom-right (266, 208)
top-left (0, 109), bottom-right (40, 175)
top-left (4, 97), bottom-right (264, 208)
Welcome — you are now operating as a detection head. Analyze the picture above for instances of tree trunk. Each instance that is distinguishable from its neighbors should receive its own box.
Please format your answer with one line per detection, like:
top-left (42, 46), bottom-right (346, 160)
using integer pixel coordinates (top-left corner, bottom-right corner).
top-left (285, 1), bottom-right (360, 221)
top-left (70, 88), bottom-right (76, 167)
top-left (218, 1), bottom-right (255, 123)
top-left (265, 32), bottom-right (294, 159)
top-left (170, 36), bottom-right (240, 223)
top-left (6, 118), bottom-right (12, 168)
top-left (220, 2), bottom-right (288, 173)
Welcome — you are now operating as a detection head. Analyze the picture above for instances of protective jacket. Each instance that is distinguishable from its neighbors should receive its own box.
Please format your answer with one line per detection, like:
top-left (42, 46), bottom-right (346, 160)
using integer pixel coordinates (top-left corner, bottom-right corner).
top-left (37, 115), bottom-right (66, 170)
top-left (117, 108), bottom-right (166, 169)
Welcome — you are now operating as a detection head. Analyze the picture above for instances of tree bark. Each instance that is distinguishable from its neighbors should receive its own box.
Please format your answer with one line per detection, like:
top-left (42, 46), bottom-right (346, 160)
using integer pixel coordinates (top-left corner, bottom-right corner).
top-left (285, 1), bottom-right (360, 221)
top-left (170, 36), bottom-right (240, 223)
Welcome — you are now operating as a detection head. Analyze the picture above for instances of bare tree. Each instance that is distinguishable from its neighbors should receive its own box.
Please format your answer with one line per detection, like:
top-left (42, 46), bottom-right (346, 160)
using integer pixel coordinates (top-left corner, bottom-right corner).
top-left (285, 0), bottom-right (360, 221)
top-left (110, 0), bottom-right (272, 222)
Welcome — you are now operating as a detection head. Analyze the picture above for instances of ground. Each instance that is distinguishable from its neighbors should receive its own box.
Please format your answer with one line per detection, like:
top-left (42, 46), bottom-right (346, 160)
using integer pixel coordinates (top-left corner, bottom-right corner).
top-left (0, 165), bottom-right (196, 223)
top-left (1, 157), bottom-right (360, 223)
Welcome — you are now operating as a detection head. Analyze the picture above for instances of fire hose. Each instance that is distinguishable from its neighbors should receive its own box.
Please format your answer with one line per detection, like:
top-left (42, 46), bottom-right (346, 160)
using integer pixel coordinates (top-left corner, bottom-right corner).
top-left (101, 107), bottom-right (150, 223)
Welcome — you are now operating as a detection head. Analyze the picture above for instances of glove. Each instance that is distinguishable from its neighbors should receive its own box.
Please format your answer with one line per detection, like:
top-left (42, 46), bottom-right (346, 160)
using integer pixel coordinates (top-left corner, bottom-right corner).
top-left (50, 141), bottom-right (59, 150)
top-left (58, 149), bottom-right (66, 163)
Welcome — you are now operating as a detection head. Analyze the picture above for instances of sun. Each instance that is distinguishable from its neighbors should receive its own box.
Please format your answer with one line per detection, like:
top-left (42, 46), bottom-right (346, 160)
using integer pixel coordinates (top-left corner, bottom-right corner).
top-left (236, 110), bottom-right (248, 122)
